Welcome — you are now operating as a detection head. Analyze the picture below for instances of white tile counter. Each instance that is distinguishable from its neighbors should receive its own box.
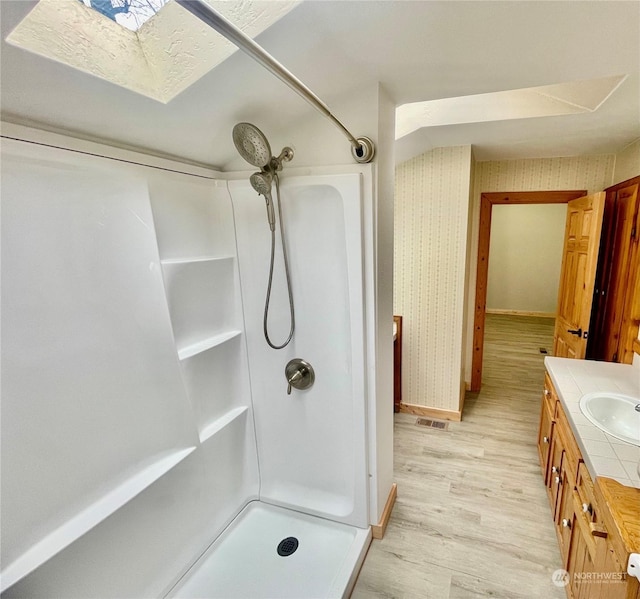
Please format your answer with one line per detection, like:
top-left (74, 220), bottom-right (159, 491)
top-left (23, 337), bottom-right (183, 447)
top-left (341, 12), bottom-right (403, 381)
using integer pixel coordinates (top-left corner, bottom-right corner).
top-left (544, 357), bottom-right (640, 489)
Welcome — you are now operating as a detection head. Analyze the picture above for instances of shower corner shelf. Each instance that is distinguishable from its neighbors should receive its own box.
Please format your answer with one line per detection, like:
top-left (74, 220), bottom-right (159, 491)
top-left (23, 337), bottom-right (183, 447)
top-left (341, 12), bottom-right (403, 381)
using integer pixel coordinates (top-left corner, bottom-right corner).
top-left (0, 446), bottom-right (196, 593)
top-left (198, 406), bottom-right (248, 444)
top-left (178, 330), bottom-right (242, 361)
top-left (161, 255), bottom-right (234, 266)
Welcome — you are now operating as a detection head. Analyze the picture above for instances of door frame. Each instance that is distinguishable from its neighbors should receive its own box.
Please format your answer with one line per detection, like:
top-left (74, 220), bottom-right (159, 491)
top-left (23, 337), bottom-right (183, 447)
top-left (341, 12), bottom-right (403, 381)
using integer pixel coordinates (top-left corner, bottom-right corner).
top-left (470, 190), bottom-right (587, 392)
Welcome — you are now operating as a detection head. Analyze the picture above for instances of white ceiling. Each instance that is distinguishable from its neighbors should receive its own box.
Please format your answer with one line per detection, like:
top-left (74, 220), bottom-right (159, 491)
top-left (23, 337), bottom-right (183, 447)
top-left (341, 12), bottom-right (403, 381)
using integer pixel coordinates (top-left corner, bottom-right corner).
top-left (2, 0), bottom-right (639, 167)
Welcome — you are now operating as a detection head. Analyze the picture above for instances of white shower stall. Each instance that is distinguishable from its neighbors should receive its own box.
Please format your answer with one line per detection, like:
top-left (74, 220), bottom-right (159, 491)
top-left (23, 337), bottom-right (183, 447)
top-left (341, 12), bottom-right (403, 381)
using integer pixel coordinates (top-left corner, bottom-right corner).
top-left (0, 128), bottom-right (381, 598)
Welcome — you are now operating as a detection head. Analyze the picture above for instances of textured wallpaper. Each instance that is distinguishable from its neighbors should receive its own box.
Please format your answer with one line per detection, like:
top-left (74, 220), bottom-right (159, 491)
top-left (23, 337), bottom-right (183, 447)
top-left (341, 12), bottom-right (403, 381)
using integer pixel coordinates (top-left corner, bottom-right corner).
top-left (394, 146), bottom-right (472, 411)
top-left (395, 151), bottom-right (619, 411)
top-left (613, 138), bottom-right (640, 185)
top-left (475, 155), bottom-right (615, 193)
top-left (463, 154), bottom-right (616, 384)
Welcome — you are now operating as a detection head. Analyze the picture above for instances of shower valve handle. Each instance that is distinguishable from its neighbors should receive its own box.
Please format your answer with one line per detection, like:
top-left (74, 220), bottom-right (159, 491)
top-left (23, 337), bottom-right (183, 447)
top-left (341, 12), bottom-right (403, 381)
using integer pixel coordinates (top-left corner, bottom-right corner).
top-left (285, 359), bottom-right (315, 395)
top-left (287, 370), bottom-right (304, 395)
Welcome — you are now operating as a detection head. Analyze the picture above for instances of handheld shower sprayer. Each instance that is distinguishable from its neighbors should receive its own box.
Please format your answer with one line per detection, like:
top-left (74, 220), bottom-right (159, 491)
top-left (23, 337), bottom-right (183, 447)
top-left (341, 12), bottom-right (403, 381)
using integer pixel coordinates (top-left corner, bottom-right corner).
top-left (249, 171), bottom-right (276, 232)
top-left (232, 122), bottom-right (295, 350)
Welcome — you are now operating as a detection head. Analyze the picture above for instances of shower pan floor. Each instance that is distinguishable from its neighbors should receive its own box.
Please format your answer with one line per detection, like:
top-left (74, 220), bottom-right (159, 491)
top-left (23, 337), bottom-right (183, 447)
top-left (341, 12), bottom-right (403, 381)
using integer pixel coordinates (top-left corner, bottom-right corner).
top-left (167, 501), bottom-right (371, 599)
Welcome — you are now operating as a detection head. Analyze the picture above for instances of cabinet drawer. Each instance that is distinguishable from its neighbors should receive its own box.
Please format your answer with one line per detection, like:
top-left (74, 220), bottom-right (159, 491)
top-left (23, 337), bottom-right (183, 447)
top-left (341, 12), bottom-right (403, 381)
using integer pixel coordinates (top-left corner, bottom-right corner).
top-left (543, 373), bottom-right (557, 416)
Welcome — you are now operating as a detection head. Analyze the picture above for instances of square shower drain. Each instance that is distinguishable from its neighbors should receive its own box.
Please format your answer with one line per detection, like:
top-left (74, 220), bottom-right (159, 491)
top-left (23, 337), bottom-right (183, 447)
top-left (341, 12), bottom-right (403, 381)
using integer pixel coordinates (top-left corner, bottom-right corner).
top-left (415, 418), bottom-right (449, 430)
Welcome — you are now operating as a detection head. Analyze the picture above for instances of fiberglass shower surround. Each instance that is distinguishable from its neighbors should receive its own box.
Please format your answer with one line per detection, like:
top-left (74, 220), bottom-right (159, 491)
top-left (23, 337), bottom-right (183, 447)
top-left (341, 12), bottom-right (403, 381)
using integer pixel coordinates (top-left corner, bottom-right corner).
top-left (1, 132), bottom-right (373, 597)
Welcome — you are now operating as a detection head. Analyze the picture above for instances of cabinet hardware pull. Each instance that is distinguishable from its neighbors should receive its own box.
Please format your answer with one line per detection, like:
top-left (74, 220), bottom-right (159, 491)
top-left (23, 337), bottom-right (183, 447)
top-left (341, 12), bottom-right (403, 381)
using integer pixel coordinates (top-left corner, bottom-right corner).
top-left (544, 389), bottom-right (550, 397)
top-left (555, 476), bottom-right (561, 484)
top-left (551, 466), bottom-right (558, 473)
top-left (562, 518), bottom-right (571, 528)
top-left (543, 436), bottom-right (549, 443)
top-left (589, 523), bottom-right (607, 538)
top-left (567, 327), bottom-right (582, 337)
top-left (582, 503), bottom-right (592, 514)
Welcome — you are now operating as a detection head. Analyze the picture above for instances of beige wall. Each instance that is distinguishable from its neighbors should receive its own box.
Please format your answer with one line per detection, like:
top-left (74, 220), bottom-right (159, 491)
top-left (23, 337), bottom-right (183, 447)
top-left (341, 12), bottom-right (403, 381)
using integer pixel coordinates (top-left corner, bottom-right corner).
top-left (394, 146), bottom-right (472, 412)
top-left (487, 204), bottom-right (566, 314)
top-left (463, 154), bottom-right (615, 384)
top-left (613, 138), bottom-right (640, 185)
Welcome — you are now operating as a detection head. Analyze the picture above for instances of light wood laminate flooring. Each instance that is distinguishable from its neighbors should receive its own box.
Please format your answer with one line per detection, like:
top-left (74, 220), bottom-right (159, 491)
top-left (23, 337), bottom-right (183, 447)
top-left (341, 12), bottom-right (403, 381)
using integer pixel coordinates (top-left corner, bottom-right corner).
top-left (352, 314), bottom-right (566, 599)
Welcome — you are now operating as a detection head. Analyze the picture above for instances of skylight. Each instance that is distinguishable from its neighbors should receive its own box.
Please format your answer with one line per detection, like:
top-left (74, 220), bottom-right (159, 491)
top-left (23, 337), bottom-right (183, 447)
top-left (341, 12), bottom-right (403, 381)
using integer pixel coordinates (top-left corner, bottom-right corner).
top-left (7, 0), bottom-right (299, 103)
top-left (80, 0), bottom-right (168, 32)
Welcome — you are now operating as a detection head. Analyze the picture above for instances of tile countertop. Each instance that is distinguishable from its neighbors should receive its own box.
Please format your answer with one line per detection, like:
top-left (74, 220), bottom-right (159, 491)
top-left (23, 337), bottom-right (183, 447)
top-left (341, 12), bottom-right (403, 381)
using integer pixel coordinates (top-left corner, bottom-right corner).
top-left (544, 357), bottom-right (640, 489)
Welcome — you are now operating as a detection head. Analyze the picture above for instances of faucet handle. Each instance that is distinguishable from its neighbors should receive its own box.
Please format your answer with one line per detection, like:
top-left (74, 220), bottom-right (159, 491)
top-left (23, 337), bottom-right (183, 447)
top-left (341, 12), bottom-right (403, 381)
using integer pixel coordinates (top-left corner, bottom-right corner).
top-left (285, 359), bottom-right (315, 395)
top-left (287, 370), bottom-right (304, 395)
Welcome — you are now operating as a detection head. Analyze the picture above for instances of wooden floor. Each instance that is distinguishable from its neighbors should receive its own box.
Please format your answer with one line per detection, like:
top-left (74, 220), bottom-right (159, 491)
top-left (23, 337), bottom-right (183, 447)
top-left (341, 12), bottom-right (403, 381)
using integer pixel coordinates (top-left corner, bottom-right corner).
top-left (352, 314), bottom-right (566, 599)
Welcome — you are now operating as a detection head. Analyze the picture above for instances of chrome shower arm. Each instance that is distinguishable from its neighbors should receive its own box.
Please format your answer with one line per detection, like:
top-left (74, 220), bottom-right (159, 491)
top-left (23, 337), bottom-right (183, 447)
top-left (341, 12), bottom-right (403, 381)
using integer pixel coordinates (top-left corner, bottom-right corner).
top-left (175, 0), bottom-right (375, 164)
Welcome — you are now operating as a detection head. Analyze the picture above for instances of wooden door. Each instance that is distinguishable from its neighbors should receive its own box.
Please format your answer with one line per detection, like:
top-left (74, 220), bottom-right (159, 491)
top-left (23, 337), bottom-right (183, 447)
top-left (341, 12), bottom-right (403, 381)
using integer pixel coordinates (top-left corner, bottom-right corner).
top-left (588, 180), bottom-right (640, 363)
top-left (553, 193), bottom-right (605, 358)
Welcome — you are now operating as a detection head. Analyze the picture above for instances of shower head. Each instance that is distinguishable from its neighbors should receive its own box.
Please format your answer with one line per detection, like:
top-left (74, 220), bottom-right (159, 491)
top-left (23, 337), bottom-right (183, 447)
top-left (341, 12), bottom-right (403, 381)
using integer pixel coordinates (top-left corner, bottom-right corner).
top-left (233, 122), bottom-right (272, 169)
top-left (250, 171), bottom-right (272, 197)
top-left (250, 171), bottom-right (276, 231)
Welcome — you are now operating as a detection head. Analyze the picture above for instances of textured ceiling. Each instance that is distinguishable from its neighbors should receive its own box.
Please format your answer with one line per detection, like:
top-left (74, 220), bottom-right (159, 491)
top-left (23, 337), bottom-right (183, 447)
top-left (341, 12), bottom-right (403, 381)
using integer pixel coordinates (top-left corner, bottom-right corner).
top-left (1, 1), bottom-right (639, 167)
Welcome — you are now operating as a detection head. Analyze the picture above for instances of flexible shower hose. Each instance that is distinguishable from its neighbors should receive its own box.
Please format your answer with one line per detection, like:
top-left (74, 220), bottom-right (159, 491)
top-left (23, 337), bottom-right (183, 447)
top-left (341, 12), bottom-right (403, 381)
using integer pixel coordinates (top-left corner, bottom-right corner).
top-left (263, 173), bottom-right (295, 349)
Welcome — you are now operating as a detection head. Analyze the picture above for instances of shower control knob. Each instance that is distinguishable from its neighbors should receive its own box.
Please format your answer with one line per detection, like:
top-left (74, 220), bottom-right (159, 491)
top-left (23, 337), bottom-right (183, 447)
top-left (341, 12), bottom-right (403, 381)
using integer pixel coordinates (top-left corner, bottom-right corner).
top-left (285, 359), bottom-right (315, 395)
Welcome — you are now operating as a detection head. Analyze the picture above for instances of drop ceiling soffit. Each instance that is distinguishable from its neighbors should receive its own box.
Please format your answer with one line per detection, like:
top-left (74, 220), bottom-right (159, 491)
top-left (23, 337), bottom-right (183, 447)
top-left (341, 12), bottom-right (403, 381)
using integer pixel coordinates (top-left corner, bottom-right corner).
top-left (396, 75), bottom-right (628, 140)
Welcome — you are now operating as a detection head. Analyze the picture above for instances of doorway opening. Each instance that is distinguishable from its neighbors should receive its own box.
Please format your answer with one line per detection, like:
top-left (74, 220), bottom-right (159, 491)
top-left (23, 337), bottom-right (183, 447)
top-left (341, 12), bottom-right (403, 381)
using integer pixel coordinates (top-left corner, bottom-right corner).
top-left (470, 190), bottom-right (586, 392)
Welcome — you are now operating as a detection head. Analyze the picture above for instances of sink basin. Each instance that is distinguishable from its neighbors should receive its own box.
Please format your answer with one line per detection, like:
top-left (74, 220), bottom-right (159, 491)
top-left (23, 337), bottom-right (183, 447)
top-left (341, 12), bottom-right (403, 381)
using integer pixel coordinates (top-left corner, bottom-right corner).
top-left (579, 392), bottom-right (640, 446)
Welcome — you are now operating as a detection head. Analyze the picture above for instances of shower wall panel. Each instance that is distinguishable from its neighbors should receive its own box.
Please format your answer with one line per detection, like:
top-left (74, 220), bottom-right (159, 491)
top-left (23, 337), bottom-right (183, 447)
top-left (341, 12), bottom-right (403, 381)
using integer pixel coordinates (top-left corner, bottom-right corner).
top-left (1, 139), bottom-right (259, 597)
top-left (229, 172), bottom-right (369, 528)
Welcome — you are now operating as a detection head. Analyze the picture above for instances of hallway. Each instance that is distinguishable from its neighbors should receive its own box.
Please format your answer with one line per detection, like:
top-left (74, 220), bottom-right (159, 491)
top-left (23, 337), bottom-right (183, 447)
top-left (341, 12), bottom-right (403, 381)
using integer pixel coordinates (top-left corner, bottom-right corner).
top-left (352, 314), bottom-right (566, 598)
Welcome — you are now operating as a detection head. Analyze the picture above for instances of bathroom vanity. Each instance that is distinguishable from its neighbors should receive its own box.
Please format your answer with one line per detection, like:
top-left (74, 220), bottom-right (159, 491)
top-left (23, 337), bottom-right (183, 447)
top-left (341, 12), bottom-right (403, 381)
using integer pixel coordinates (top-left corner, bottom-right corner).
top-left (537, 357), bottom-right (640, 599)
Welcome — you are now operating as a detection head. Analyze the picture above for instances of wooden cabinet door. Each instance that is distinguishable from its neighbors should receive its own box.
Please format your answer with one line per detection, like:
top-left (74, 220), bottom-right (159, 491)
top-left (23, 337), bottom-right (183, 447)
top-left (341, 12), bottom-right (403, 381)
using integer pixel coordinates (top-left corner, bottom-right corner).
top-left (537, 395), bottom-right (554, 482)
top-left (556, 466), bottom-right (574, 564)
top-left (554, 192), bottom-right (605, 358)
top-left (567, 524), bottom-right (594, 599)
top-left (588, 534), bottom-right (630, 599)
top-left (548, 437), bottom-right (564, 518)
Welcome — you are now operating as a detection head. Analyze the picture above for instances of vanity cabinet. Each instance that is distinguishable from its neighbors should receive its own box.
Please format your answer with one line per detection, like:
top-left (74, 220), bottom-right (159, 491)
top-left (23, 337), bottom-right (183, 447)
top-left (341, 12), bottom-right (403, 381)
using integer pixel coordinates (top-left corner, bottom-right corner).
top-left (536, 375), bottom-right (640, 599)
